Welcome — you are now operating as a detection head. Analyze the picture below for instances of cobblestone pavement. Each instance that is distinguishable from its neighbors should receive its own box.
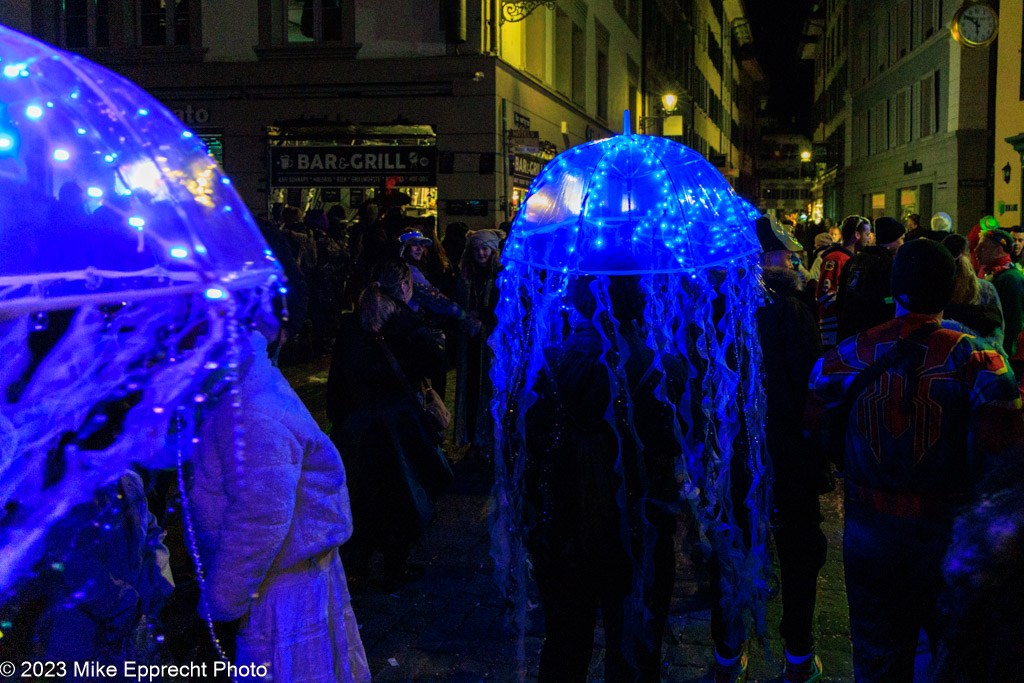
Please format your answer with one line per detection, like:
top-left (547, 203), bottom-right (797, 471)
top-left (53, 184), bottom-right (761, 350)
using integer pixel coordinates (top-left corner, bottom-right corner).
top-left (283, 360), bottom-right (856, 683)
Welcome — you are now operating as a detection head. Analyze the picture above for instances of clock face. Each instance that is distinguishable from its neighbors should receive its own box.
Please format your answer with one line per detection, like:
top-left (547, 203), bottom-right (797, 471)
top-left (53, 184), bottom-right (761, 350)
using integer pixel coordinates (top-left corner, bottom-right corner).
top-left (957, 4), bottom-right (998, 45)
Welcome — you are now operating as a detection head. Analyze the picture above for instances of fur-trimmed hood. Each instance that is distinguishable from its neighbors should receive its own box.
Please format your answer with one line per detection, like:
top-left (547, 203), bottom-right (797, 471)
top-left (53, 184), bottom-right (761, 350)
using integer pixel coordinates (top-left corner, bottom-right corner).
top-left (762, 266), bottom-right (804, 299)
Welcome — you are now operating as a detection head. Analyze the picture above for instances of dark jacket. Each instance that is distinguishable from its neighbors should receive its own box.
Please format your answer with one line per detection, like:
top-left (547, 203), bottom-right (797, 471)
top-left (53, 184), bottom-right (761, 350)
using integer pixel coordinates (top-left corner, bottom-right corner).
top-left (990, 267), bottom-right (1024, 359)
top-left (327, 306), bottom-right (447, 532)
top-left (756, 268), bottom-right (828, 494)
top-left (523, 323), bottom-right (685, 563)
top-left (836, 245), bottom-right (896, 344)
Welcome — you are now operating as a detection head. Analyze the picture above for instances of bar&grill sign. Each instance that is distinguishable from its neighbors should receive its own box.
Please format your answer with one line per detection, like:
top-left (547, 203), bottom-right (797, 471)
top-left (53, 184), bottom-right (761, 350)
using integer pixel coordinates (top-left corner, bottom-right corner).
top-left (270, 146), bottom-right (437, 187)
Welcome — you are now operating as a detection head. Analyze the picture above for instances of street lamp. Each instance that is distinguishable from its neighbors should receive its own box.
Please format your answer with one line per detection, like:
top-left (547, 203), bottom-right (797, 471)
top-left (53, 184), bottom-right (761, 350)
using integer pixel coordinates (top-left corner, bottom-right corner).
top-left (800, 150), bottom-right (811, 161)
top-left (640, 93), bottom-right (683, 136)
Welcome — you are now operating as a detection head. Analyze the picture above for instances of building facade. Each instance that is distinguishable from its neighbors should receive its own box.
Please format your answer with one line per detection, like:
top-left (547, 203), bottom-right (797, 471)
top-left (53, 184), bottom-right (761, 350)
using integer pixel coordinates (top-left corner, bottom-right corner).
top-left (805, 0), bottom-right (997, 232)
top-left (14, 0), bottom-right (761, 234)
top-left (844, 0), bottom-right (993, 231)
top-left (995, 0), bottom-right (1024, 228)
top-left (18, 1), bottom-right (646, 231)
top-left (801, 0), bottom-right (849, 223)
top-left (756, 133), bottom-right (814, 218)
top-left (641, 0), bottom-right (763, 202)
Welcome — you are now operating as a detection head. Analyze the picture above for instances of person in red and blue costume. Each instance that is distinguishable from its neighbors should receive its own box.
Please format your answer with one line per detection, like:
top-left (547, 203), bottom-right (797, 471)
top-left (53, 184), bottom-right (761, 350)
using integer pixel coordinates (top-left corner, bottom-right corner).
top-left (806, 239), bottom-right (1024, 683)
top-left (816, 215), bottom-right (873, 349)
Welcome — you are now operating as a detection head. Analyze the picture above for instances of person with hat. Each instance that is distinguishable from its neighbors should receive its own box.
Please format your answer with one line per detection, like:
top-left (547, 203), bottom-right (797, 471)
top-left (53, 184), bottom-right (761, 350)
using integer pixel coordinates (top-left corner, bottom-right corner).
top-left (806, 239), bottom-right (1024, 682)
top-left (807, 231), bottom-right (837, 285)
top-left (454, 228), bottom-right (505, 452)
top-left (752, 215), bottom-right (829, 683)
top-left (975, 228), bottom-right (1024, 377)
top-left (816, 215), bottom-right (873, 349)
top-left (835, 216), bottom-right (905, 343)
top-left (397, 229), bottom-right (469, 323)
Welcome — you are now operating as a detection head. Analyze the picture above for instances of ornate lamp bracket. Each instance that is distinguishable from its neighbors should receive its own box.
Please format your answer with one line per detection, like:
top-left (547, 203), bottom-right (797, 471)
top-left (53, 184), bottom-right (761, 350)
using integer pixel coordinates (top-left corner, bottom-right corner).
top-left (501, 0), bottom-right (558, 23)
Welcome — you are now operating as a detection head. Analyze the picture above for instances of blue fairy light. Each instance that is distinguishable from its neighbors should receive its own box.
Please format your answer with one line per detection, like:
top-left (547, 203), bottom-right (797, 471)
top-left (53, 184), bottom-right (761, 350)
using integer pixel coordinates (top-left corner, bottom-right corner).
top-left (52, 149), bottom-right (70, 162)
top-left (25, 104), bottom-right (42, 119)
top-left (86, 186), bottom-right (103, 198)
top-left (490, 111), bottom-right (771, 670)
top-left (128, 216), bottom-right (145, 228)
top-left (169, 246), bottom-right (189, 259)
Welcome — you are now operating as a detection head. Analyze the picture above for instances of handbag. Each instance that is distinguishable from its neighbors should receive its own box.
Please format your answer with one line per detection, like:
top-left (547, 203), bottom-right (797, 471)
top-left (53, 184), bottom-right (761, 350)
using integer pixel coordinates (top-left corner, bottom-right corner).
top-left (375, 334), bottom-right (454, 497)
top-left (422, 383), bottom-right (452, 431)
top-left (375, 334), bottom-right (450, 439)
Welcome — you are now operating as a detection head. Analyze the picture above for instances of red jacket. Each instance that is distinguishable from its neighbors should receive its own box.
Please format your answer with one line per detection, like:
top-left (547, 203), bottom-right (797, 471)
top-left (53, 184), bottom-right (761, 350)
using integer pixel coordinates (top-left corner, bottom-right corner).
top-left (815, 245), bottom-right (853, 348)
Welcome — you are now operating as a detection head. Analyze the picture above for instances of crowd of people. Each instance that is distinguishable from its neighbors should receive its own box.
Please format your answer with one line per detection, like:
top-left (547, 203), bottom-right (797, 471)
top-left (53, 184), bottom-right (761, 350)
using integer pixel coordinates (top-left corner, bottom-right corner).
top-left (6, 191), bottom-right (1024, 683)
top-left (757, 210), bottom-right (1024, 683)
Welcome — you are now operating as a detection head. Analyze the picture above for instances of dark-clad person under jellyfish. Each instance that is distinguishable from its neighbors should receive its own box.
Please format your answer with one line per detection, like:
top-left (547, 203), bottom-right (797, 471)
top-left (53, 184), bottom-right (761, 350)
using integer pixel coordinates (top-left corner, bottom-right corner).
top-left (0, 24), bottom-right (368, 682)
top-left (490, 114), bottom-right (772, 680)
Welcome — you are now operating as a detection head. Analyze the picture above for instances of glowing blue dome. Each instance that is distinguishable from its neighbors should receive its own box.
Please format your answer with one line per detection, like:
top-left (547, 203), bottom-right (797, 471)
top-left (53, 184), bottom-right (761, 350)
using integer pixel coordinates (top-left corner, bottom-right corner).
top-left (502, 124), bottom-right (760, 274)
top-left (0, 24), bottom-right (279, 314)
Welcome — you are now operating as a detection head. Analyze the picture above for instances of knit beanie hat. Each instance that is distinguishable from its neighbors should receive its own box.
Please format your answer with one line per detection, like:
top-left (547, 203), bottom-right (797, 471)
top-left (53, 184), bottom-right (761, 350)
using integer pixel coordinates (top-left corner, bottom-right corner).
top-left (985, 228), bottom-right (1014, 255)
top-left (890, 238), bottom-right (956, 314)
top-left (875, 217), bottom-right (906, 246)
top-left (813, 232), bottom-right (834, 249)
top-left (465, 228), bottom-right (506, 252)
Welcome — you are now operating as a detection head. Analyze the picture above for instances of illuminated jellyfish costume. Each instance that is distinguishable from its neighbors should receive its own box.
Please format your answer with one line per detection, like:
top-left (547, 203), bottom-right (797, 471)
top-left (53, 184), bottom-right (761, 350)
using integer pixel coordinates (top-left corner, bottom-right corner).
top-left (490, 115), bottom-right (771, 674)
top-left (0, 25), bottom-right (281, 659)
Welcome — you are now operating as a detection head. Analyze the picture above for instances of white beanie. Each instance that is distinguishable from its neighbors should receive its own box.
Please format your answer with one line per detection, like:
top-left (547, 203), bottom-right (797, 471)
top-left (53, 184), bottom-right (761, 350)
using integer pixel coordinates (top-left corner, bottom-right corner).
top-left (931, 212), bottom-right (952, 233)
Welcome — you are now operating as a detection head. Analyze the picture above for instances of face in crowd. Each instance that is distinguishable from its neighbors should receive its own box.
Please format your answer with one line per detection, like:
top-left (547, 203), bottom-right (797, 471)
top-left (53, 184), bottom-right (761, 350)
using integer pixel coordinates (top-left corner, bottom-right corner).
top-left (857, 222), bottom-right (873, 249)
top-left (473, 245), bottom-right (493, 265)
top-left (975, 234), bottom-right (1005, 268)
top-left (762, 250), bottom-right (795, 270)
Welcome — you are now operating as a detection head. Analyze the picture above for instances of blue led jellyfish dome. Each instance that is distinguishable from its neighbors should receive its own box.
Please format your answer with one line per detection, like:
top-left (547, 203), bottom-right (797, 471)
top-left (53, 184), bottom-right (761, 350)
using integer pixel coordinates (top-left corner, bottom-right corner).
top-left (502, 118), bottom-right (761, 274)
top-left (0, 25), bottom-right (282, 595)
top-left (0, 24), bottom-right (277, 311)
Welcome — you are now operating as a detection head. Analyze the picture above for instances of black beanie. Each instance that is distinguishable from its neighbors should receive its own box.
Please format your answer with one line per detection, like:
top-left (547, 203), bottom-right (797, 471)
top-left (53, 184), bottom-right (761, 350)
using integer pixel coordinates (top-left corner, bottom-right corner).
top-left (890, 239), bottom-right (956, 314)
top-left (875, 217), bottom-right (906, 246)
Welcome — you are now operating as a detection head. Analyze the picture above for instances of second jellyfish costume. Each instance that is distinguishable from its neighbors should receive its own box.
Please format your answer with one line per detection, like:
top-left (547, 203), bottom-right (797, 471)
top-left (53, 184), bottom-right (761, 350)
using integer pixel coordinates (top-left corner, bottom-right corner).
top-left (490, 116), bottom-right (772, 678)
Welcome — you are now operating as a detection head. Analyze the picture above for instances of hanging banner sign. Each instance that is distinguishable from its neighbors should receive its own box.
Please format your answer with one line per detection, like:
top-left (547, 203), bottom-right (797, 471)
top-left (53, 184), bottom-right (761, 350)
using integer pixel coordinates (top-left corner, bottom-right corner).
top-left (270, 146), bottom-right (437, 187)
top-left (512, 153), bottom-right (547, 184)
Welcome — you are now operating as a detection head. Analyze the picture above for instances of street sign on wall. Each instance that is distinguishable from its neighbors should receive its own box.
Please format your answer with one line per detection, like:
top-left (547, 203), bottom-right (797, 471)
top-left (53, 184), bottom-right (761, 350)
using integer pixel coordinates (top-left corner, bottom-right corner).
top-left (270, 146), bottom-right (437, 187)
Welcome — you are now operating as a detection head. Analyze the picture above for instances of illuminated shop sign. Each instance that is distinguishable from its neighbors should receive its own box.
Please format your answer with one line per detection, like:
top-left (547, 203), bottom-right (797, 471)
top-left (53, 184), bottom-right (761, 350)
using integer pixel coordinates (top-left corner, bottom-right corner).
top-left (270, 146), bottom-right (437, 187)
